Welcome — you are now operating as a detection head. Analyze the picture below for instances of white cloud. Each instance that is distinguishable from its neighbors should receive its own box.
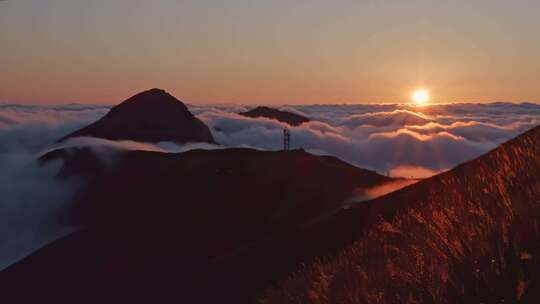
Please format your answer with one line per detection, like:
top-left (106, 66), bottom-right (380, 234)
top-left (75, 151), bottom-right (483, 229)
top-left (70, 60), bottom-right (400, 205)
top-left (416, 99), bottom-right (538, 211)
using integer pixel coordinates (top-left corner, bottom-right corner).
top-left (342, 179), bottom-right (419, 206)
top-left (191, 102), bottom-right (540, 175)
top-left (0, 150), bottom-right (82, 270)
top-left (340, 109), bottom-right (431, 128)
top-left (389, 165), bottom-right (445, 179)
top-left (0, 104), bottom-right (109, 270)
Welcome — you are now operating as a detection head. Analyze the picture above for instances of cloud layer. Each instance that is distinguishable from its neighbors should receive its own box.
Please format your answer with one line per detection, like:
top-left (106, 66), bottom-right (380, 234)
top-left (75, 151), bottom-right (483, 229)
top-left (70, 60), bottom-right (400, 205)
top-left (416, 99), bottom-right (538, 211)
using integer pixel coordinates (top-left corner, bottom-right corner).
top-left (1, 101), bottom-right (540, 269)
top-left (0, 104), bottom-right (109, 269)
top-left (191, 102), bottom-right (540, 177)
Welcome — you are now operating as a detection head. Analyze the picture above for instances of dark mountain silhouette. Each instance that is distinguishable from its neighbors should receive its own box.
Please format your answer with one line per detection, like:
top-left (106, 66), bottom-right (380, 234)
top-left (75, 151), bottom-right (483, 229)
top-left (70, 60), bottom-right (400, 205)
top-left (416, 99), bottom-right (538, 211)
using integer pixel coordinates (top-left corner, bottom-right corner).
top-left (240, 106), bottom-right (310, 126)
top-left (59, 88), bottom-right (216, 144)
top-left (0, 148), bottom-right (392, 304)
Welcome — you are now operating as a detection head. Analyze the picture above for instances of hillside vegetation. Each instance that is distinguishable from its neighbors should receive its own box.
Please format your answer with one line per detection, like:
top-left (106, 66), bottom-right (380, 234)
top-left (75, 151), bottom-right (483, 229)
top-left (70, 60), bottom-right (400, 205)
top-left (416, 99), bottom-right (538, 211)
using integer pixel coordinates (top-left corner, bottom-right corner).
top-left (260, 125), bottom-right (540, 303)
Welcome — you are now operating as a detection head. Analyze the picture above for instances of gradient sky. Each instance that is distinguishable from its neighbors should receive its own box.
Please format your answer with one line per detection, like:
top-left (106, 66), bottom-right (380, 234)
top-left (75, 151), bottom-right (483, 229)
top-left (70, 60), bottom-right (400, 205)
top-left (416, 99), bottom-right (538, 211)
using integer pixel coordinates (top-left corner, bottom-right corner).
top-left (1, 0), bottom-right (539, 104)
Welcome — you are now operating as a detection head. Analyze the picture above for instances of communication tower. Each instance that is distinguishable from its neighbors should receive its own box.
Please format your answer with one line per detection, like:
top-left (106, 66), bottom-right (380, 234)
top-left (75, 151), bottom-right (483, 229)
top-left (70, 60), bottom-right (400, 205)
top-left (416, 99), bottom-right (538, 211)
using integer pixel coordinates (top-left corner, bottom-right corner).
top-left (283, 129), bottom-right (291, 151)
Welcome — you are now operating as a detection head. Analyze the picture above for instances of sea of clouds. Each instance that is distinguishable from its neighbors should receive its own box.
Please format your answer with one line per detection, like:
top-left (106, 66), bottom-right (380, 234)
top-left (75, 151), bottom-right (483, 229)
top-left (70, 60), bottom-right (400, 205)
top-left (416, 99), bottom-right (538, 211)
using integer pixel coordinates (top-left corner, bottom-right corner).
top-left (191, 102), bottom-right (540, 177)
top-left (1, 101), bottom-right (540, 269)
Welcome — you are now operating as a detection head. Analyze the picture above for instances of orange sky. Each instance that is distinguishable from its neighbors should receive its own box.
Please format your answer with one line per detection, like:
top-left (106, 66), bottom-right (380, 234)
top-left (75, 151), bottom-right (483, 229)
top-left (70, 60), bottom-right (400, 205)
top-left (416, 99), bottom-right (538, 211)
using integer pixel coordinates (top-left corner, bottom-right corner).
top-left (1, 1), bottom-right (539, 104)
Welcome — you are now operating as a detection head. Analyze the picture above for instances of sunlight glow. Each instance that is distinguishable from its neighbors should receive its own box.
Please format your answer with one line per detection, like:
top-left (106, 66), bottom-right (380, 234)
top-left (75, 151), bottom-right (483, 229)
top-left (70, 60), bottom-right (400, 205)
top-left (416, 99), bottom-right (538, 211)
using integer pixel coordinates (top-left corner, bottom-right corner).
top-left (412, 89), bottom-right (429, 105)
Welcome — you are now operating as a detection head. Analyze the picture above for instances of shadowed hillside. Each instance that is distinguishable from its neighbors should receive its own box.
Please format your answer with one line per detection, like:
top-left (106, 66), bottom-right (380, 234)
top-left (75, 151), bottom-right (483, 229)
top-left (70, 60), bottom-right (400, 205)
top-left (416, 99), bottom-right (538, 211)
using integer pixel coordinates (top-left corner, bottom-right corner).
top-left (260, 124), bottom-right (540, 304)
top-left (0, 148), bottom-right (393, 303)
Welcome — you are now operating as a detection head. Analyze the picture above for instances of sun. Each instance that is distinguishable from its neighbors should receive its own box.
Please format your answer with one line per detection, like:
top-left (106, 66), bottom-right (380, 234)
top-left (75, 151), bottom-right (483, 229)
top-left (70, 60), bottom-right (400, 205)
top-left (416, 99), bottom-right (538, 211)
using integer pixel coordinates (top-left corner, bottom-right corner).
top-left (412, 89), bottom-right (429, 105)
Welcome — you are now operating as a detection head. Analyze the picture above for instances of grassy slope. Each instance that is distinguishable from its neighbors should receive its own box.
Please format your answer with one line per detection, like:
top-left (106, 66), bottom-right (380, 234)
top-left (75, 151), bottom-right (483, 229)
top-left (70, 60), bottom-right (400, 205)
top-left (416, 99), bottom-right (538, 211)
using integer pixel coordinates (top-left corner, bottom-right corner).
top-left (260, 125), bottom-right (540, 304)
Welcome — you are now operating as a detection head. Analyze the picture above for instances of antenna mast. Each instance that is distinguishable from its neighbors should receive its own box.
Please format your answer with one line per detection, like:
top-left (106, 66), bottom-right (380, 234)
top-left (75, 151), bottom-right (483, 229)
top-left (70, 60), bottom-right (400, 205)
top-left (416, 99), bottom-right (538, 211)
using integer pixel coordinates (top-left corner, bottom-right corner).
top-left (283, 129), bottom-right (290, 151)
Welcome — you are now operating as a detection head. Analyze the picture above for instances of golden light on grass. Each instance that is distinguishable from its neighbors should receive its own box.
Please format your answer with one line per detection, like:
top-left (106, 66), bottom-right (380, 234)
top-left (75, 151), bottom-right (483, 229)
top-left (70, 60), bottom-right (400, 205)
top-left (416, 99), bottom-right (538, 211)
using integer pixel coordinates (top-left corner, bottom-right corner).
top-left (412, 89), bottom-right (429, 105)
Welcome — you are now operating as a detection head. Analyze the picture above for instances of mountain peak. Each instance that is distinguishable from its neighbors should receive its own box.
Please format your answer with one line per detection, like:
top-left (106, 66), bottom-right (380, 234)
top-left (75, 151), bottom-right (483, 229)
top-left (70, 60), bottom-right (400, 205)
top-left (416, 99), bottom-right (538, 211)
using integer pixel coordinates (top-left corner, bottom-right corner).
top-left (146, 88), bottom-right (167, 94)
top-left (59, 89), bottom-right (215, 144)
top-left (128, 88), bottom-right (170, 99)
top-left (113, 88), bottom-right (187, 111)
